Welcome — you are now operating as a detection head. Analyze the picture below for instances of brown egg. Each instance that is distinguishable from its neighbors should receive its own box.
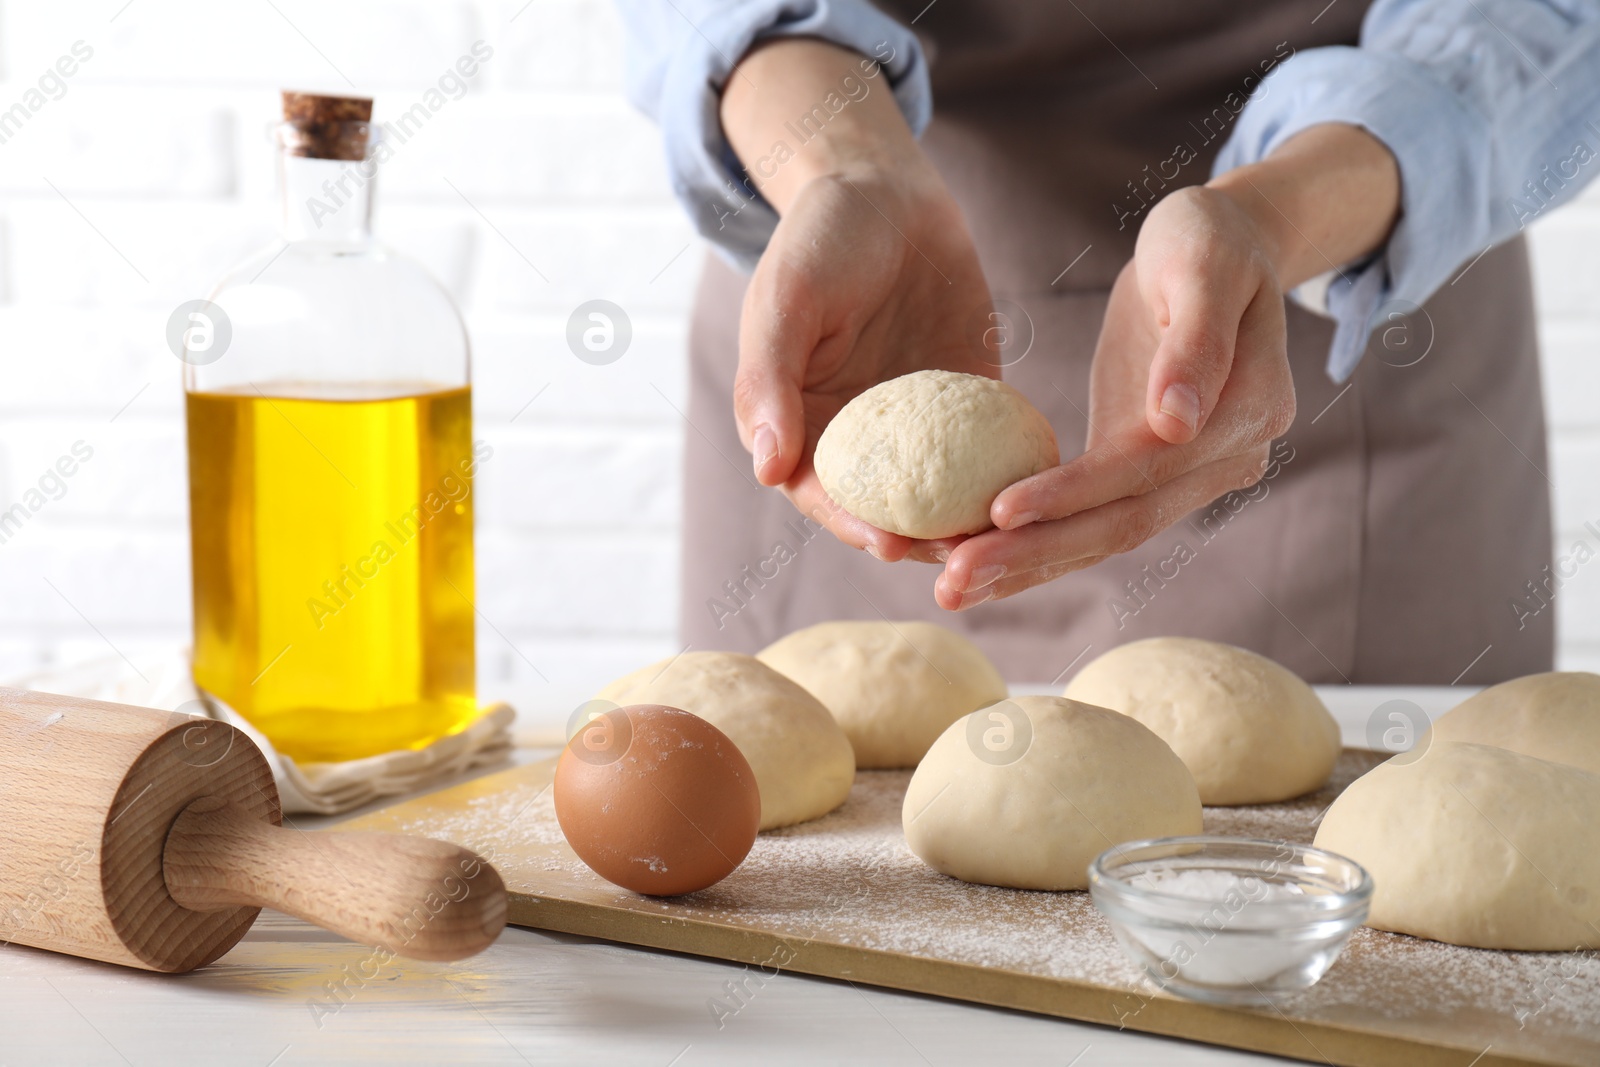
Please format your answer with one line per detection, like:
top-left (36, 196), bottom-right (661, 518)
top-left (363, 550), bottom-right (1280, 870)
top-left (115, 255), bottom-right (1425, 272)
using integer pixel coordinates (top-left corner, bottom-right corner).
top-left (553, 704), bottom-right (761, 896)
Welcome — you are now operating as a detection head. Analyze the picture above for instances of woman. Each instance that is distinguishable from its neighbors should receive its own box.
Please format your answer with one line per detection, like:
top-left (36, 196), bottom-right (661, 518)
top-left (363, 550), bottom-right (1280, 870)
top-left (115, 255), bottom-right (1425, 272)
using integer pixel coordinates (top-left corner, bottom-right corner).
top-left (617, 0), bottom-right (1600, 684)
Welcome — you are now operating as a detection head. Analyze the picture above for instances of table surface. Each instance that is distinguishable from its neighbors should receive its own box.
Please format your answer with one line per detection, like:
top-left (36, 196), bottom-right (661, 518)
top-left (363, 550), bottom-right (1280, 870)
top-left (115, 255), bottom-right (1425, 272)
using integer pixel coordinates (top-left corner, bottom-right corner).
top-left (0, 686), bottom-right (1469, 1067)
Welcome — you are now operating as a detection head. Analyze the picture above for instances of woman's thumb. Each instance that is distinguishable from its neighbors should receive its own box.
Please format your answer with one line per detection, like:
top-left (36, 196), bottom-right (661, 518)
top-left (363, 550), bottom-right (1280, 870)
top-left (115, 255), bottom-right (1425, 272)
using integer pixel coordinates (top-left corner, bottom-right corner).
top-left (734, 281), bottom-right (813, 486)
top-left (1144, 291), bottom-right (1238, 445)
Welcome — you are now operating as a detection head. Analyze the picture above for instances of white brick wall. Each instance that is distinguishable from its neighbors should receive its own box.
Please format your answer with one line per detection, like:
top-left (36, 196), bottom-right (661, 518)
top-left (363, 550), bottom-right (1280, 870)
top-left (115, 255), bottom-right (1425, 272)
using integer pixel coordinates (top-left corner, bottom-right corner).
top-left (0, 0), bottom-right (692, 725)
top-left (1532, 186), bottom-right (1600, 671)
top-left (0, 1), bottom-right (1597, 734)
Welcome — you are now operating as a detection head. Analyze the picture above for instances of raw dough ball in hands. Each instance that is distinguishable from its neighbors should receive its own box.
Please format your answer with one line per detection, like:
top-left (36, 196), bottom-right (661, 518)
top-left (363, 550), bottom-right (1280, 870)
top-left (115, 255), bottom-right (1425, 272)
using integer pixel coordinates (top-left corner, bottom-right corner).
top-left (1064, 637), bottom-right (1340, 805)
top-left (1428, 671), bottom-right (1600, 774)
top-left (814, 370), bottom-right (1059, 540)
top-left (902, 695), bottom-right (1202, 891)
top-left (758, 620), bottom-right (1007, 768)
top-left (597, 651), bottom-right (856, 830)
top-left (1315, 741), bottom-right (1600, 950)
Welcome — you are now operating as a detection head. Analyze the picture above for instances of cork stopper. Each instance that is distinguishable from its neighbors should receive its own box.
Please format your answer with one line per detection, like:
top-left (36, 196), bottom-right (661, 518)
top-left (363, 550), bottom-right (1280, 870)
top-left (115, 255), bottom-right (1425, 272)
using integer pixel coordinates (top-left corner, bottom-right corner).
top-left (281, 91), bottom-right (373, 161)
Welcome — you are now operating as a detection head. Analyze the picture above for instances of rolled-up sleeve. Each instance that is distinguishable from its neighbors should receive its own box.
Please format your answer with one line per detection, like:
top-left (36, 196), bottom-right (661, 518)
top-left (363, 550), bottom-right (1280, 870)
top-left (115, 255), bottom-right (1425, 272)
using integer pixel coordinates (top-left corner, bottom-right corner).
top-left (614, 0), bottom-right (931, 272)
top-left (1214, 0), bottom-right (1600, 380)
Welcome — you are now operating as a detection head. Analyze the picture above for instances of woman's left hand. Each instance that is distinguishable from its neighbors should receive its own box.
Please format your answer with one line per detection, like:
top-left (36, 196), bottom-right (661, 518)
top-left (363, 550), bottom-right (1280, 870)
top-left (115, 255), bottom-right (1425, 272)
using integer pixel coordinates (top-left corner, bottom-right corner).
top-left (933, 184), bottom-right (1297, 610)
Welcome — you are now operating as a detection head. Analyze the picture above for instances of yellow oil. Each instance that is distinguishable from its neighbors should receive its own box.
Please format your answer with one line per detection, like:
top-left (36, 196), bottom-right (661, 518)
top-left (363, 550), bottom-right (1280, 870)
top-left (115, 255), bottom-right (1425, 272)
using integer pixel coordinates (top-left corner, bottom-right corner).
top-left (186, 383), bottom-right (480, 762)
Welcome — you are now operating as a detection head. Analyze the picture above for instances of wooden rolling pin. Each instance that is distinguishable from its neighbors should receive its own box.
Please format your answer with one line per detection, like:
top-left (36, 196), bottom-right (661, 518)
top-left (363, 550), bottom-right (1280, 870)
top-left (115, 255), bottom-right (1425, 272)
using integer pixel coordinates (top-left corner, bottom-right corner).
top-left (0, 687), bottom-right (506, 972)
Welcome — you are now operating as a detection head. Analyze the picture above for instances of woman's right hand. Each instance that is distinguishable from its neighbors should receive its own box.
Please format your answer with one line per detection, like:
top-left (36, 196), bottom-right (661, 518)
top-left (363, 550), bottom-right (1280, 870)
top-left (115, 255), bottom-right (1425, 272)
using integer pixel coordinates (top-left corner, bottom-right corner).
top-left (722, 40), bottom-right (997, 563)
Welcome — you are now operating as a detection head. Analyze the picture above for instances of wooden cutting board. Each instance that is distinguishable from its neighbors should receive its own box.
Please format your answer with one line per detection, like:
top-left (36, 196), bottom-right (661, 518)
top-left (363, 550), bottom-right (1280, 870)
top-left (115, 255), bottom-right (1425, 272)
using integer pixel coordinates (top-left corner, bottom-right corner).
top-left (342, 749), bottom-right (1600, 1067)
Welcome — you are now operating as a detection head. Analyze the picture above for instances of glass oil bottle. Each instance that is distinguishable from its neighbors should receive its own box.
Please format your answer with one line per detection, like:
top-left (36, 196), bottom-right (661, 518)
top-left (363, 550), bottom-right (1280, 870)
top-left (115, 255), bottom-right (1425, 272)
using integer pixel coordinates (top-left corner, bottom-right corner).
top-left (184, 92), bottom-right (479, 762)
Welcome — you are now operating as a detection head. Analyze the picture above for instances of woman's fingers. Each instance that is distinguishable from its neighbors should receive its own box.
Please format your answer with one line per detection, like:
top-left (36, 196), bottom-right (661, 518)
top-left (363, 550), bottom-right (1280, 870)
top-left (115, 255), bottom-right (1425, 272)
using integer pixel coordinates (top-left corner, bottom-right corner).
top-left (1142, 274), bottom-right (1246, 446)
top-left (733, 250), bottom-right (828, 487)
top-left (779, 460), bottom-right (917, 562)
top-left (992, 291), bottom-right (1291, 532)
top-left (1134, 189), bottom-right (1271, 446)
top-left (780, 463), bottom-right (969, 564)
top-left (990, 424), bottom-right (1215, 531)
top-left (941, 448), bottom-right (1270, 607)
top-left (899, 533), bottom-right (970, 565)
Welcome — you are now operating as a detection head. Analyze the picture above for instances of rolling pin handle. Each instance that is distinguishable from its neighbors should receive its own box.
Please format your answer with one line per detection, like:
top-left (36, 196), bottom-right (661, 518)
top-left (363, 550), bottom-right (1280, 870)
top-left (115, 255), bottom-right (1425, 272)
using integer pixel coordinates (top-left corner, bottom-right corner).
top-left (162, 798), bottom-right (506, 962)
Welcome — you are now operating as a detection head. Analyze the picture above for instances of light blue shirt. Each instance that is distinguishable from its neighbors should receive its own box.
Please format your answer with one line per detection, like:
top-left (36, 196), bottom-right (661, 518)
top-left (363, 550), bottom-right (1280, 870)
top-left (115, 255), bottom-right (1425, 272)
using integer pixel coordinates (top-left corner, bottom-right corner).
top-left (615, 0), bottom-right (930, 259)
top-left (617, 0), bottom-right (1600, 380)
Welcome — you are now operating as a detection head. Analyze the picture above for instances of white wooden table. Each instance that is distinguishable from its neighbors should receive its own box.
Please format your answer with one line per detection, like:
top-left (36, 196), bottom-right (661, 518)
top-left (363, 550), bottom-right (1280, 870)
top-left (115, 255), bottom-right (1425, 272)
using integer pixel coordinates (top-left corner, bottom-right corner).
top-left (0, 687), bottom-right (1467, 1066)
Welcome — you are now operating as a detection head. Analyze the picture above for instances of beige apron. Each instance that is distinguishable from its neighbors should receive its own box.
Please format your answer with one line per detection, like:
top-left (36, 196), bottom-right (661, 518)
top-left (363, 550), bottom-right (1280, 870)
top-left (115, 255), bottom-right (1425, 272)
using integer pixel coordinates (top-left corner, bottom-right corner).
top-left (680, 0), bottom-right (1555, 685)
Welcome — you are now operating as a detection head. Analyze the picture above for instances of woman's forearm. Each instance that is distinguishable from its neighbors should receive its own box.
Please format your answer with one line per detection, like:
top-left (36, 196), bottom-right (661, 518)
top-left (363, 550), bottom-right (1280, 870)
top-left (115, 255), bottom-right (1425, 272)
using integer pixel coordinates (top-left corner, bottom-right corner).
top-left (719, 38), bottom-right (926, 213)
top-left (1208, 123), bottom-right (1402, 291)
top-left (725, 53), bottom-right (1401, 290)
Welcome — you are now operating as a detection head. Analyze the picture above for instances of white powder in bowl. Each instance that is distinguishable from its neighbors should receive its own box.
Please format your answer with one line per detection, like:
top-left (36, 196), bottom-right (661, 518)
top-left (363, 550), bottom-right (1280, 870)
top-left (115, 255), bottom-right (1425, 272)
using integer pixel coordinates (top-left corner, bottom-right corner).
top-left (1112, 867), bottom-right (1340, 989)
top-left (1127, 867), bottom-right (1309, 902)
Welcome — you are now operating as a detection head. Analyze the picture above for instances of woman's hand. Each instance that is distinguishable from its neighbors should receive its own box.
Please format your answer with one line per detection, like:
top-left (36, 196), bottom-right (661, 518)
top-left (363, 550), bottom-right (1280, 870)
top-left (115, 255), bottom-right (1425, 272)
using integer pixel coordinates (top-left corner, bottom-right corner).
top-left (738, 169), bottom-right (997, 562)
top-left (933, 123), bottom-right (1402, 609)
top-left (935, 186), bottom-right (1293, 608)
top-left (722, 40), bottom-right (996, 563)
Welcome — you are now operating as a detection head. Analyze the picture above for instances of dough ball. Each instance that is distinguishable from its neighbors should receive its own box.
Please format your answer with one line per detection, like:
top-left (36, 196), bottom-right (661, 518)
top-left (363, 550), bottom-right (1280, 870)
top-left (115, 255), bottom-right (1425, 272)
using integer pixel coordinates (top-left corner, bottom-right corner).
top-left (902, 695), bottom-right (1202, 890)
top-left (1064, 637), bottom-right (1339, 805)
top-left (597, 651), bottom-right (855, 830)
top-left (758, 620), bottom-right (1007, 769)
top-left (1315, 741), bottom-right (1600, 950)
top-left (813, 369), bottom-right (1058, 539)
top-left (1430, 671), bottom-right (1600, 774)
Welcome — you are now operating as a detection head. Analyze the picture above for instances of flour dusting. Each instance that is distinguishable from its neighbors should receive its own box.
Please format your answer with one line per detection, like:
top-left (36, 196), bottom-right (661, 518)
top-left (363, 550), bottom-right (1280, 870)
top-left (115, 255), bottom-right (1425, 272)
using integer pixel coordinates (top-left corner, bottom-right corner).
top-left (375, 750), bottom-right (1600, 1063)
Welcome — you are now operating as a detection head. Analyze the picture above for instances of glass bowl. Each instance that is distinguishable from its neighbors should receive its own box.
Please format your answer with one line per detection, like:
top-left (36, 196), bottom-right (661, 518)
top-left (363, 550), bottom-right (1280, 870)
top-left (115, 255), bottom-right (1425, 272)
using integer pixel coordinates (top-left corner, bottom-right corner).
top-left (1088, 836), bottom-right (1373, 1005)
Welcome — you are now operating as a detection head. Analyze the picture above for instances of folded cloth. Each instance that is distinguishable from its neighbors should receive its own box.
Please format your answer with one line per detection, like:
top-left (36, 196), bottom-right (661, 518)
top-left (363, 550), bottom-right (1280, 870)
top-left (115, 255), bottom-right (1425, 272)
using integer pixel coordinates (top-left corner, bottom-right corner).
top-left (4, 652), bottom-right (514, 815)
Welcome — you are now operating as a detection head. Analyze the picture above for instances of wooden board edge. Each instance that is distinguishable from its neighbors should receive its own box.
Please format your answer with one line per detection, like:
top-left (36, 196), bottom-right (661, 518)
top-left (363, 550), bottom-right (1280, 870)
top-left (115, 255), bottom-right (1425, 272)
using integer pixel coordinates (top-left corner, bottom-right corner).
top-left (508, 893), bottom-right (1552, 1067)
